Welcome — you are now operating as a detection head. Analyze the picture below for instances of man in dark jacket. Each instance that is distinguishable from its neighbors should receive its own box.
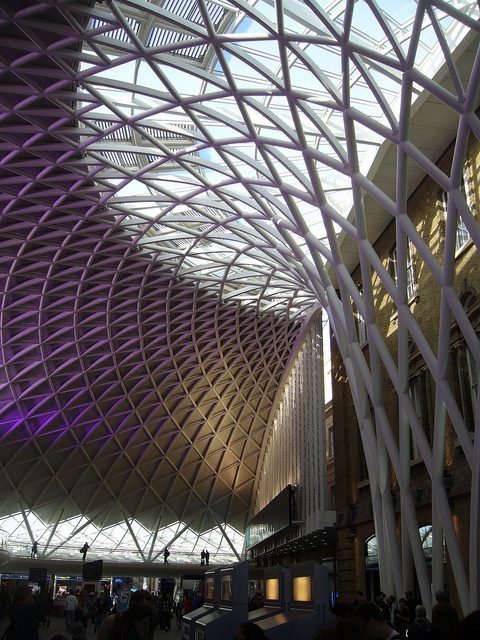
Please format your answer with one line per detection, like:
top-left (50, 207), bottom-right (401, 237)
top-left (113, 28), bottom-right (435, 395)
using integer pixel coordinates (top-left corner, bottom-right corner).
top-left (431, 591), bottom-right (459, 640)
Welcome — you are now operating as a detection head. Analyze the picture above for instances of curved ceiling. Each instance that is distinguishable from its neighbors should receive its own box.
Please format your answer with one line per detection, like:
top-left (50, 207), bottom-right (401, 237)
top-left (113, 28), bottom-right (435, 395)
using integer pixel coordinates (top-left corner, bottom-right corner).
top-left (0, 0), bottom-right (478, 561)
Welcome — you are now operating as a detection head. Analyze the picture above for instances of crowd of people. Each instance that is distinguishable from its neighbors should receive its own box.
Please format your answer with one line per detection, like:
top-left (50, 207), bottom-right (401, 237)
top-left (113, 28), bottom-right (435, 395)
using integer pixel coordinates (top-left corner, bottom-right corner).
top-left (93, 588), bottom-right (208, 638)
top-left (315, 588), bottom-right (480, 639)
top-left (0, 572), bottom-right (219, 640)
top-left (0, 585), bottom-right (189, 639)
top-left (2, 579), bottom-right (480, 640)
top-left (0, 585), bottom-right (115, 640)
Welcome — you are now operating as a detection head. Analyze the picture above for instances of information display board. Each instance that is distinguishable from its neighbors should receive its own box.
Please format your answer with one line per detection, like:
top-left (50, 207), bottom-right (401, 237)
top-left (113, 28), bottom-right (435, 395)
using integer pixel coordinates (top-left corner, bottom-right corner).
top-left (248, 565), bottom-right (290, 625)
top-left (194, 561), bottom-right (249, 640)
top-left (116, 590), bottom-right (131, 613)
top-left (254, 561), bottom-right (334, 640)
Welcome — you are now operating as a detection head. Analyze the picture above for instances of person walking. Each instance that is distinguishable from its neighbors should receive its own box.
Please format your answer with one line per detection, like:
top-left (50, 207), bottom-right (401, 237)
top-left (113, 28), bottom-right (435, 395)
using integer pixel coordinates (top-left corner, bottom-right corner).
top-left (163, 548), bottom-right (170, 564)
top-left (200, 549), bottom-right (205, 566)
top-left (204, 549), bottom-right (210, 566)
top-left (30, 541), bottom-right (38, 558)
top-left (79, 542), bottom-right (89, 562)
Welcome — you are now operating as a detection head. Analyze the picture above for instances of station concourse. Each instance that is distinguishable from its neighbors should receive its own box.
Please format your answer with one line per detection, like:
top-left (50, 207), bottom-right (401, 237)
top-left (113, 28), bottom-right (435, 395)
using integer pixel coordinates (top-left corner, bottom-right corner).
top-left (0, 1), bottom-right (479, 637)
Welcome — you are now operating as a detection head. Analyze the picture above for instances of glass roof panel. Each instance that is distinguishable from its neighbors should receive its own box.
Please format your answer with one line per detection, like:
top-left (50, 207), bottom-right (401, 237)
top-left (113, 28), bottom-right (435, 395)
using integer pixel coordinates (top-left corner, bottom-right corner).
top-left (0, 513), bottom-right (243, 563)
top-left (69, 0), bottom-right (479, 320)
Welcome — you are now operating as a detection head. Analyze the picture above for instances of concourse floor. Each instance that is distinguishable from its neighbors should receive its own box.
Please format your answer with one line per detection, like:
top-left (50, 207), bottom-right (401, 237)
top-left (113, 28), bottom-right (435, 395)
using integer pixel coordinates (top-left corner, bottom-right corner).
top-left (0, 614), bottom-right (183, 639)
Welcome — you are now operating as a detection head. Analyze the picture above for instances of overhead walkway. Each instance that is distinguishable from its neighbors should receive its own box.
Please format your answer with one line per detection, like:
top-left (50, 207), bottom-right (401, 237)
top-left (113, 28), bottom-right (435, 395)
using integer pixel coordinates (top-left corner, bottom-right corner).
top-left (1, 555), bottom-right (218, 579)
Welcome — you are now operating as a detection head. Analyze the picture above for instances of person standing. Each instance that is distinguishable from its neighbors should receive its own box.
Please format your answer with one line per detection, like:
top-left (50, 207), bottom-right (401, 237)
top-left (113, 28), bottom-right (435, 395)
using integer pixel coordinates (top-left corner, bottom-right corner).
top-left (393, 597), bottom-right (410, 634)
top-left (30, 541), bottom-right (38, 559)
top-left (64, 589), bottom-right (78, 633)
top-left (431, 590), bottom-right (459, 640)
top-left (77, 587), bottom-right (89, 629)
top-left (200, 549), bottom-right (205, 566)
top-left (7, 586), bottom-right (41, 640)
top-left (93, 592), bottom-right (109, 633)
top-left (405, 590), bottom-right (419, 624)
top-left (408, 605), bottom-right (439, 640)
top-left (163, 548), bottom-right (170, 564)
top-left (204, 549), bottom-right (210, 566)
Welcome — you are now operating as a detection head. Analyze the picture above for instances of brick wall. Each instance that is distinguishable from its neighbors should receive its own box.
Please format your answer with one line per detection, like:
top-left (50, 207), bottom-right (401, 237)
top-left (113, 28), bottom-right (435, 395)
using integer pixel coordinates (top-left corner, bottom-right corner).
top-left (332, 131), bottom-right (480, 610)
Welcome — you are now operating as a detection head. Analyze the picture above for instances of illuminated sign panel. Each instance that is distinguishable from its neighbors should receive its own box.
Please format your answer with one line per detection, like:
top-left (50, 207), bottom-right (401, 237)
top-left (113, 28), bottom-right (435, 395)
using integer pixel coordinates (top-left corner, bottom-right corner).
top-left (292, 576), bottom-right (312, 603)
top-left (205, 576), bottom-right (215, 601)
top-left (221, 575), bottom-right (232, 602)
top-left (265, 578), bottom-right (279, 601)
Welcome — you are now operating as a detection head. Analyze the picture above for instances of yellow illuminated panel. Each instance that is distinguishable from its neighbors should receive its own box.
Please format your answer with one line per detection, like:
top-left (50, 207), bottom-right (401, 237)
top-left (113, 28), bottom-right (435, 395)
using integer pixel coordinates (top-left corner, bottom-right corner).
top-left (265, 578), bottom-right (279, 601)
top-left (205, 577), bottom-right (214, 600)
top-left (293, 576), bottom-right (311, 602)
top-left (221, 575), bottom-right (232, 601)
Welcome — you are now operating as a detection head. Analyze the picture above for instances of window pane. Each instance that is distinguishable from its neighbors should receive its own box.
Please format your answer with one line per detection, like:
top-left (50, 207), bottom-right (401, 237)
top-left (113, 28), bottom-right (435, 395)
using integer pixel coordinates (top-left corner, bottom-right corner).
top-left (443, 170), bottom-right (472, 252)
top-left (389, 243), bottom-right (416, 299)
top-left (456, 217), bottom-right (470, 251)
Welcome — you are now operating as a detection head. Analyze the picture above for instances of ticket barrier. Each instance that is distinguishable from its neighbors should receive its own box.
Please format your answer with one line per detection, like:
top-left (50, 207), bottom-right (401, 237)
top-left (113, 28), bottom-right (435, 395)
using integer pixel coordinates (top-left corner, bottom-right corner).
top-left (182, 567), bottom-right (221, 640)
top-left (255, 561), bottom-right (334, 640)
top-left (194, 560), bottom-right (249, 640)
top-left (248, 565), bottom-right (290, 624)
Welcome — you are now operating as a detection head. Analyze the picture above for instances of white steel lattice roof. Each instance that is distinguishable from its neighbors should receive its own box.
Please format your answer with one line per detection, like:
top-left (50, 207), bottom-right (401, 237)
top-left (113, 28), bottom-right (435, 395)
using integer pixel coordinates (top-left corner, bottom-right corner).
top-left (0, 0), bottom-right (479, 569)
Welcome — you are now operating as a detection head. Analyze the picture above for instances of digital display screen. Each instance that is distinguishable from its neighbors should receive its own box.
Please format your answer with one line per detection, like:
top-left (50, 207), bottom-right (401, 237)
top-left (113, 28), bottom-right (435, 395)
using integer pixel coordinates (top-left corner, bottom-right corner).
top-left (205, 576), bottom-right (214, 601)
top-left (265, 578), bottom-right (279, 601)
top-left (82, 559), bottom-right (103, 581)
top-left (293, 576), bottom-right (312, 602)
top-left (221, 575), bottom-right (232, 601)
top-left (245, 485), bottom-right (293, 549)
top-left (28, 568), bottom-right (48, 584)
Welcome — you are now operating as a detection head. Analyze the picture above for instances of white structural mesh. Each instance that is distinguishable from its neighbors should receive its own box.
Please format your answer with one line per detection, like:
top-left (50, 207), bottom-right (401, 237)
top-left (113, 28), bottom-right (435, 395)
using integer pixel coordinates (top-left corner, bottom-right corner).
top-left (0, 0), bottom-right (479, 611)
